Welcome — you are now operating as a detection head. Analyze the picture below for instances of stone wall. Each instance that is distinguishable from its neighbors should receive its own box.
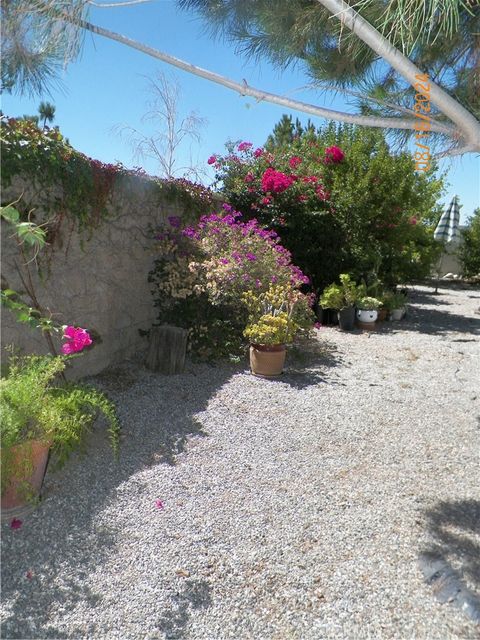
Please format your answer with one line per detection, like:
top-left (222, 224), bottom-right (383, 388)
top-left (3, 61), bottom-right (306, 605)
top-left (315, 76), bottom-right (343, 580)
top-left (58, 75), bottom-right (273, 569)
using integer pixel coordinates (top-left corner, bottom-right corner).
top-left (1, 173), bottom-right (189, 378)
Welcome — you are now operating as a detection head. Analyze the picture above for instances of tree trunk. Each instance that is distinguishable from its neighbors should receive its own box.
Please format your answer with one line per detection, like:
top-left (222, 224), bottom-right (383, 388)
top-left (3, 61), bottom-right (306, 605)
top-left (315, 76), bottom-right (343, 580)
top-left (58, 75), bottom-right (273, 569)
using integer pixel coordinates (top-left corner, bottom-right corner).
top-left (145, 325), bottom-right (188, 374)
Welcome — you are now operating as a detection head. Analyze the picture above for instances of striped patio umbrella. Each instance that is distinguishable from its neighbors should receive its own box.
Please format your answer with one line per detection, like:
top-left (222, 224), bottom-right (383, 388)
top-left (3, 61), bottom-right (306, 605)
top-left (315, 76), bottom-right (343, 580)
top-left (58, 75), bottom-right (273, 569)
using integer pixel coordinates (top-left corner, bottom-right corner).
top-left (433, 195), bottom-right (462, 291)
top-left (434, 195), bottom-right (461, 244)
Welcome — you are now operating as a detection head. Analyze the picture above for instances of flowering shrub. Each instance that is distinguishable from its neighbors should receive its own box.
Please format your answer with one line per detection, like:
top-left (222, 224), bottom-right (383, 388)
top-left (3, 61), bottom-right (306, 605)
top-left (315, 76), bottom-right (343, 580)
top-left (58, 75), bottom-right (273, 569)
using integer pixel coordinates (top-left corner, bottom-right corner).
top-left (209, 136), bottom-right (347, 290)
top-left (212, 123), bottom-right (444, 290)
top-left (149, 206), bottom-right (313, 358)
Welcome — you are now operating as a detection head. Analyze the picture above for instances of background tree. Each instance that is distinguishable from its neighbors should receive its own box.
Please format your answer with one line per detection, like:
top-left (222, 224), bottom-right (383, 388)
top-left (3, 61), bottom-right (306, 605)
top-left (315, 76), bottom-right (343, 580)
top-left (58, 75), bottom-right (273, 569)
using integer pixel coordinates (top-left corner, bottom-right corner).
top-left (38, 100), bottom-right (56, 128)
top-left (265, 115), bottom-right (315, 150)
top-left (115, 72), bottom-right (207, 179)
top-left (1, 1), bottom-right (479, 154)
top-left (459, 208), bottom-right (480, 277)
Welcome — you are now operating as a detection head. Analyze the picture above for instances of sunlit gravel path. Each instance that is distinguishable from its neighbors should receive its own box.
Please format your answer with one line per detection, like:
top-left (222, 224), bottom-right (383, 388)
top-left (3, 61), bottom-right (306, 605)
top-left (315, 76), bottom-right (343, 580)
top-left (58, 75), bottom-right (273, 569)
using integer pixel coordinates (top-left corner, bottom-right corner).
top-left (2, 284), bottom-right (479, 639)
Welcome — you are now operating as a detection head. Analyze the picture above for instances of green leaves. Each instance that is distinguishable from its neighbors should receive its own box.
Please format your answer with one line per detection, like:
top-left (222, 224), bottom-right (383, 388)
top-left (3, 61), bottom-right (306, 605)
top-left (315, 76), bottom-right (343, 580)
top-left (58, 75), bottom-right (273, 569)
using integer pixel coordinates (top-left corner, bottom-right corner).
top-left (0, 205), bottom-right (20, 224)
top-left (0, 289), bottom-right (55, 332)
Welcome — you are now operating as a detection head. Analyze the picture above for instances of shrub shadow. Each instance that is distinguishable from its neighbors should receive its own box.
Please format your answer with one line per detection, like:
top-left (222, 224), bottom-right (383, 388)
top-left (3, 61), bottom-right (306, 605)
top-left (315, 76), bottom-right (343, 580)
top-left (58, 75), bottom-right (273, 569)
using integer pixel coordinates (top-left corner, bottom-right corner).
top-left (382, 305), bottom-right (480, 336)
top-left (0, 360), bottom-right (240, 639)
top-left (418, 499), bottom-right (480, 623)
top-left (155, 578), bottom-right (212, 639)
top-left (281, 337), bottom-right (344, 389)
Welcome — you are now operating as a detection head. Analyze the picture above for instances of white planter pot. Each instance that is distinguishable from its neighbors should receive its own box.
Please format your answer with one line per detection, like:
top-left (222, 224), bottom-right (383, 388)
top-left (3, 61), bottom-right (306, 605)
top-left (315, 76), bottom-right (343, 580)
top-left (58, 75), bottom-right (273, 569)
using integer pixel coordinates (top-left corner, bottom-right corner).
top-left (391, 307), bottom-right (405, 321)
top-left (356, 308), bottom-right (378, 323)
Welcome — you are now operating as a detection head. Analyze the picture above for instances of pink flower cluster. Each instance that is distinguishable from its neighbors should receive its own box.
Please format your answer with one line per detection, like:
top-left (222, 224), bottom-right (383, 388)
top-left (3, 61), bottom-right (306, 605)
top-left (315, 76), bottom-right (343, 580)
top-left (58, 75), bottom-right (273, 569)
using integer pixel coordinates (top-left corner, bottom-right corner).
top-left (61, 326), bottom-right (92, 355)
top-left (261, 168), bottom-right (295, 194)
top-left (324, 146), bottom-right (345, 164)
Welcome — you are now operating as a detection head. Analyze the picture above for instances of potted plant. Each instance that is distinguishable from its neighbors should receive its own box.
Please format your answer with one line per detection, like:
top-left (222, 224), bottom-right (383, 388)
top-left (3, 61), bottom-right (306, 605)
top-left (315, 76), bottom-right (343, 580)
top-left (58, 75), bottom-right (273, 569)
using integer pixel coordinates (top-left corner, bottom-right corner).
top-left (1, 351), bottom-right (119, 520)
top-left (243, 285), bottom-right (314, 376)
top-left (356, 296), bottom-right (382, 324)
top-left (319, 274), bottom-right (358, 331)
top-left (387, 292), bottom-right (408, 320)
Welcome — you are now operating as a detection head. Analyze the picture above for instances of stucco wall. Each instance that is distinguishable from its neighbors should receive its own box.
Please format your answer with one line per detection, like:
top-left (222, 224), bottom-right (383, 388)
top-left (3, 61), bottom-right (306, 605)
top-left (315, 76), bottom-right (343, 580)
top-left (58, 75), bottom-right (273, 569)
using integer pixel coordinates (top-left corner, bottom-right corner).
top-left (1, 173), bottom-right (189, 378)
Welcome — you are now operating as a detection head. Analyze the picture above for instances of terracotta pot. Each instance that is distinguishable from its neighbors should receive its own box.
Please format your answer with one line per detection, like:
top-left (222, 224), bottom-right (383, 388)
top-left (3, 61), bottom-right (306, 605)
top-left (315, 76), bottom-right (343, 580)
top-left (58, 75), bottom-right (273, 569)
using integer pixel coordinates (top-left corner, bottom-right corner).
top-left (249, 344), bottom-right (286, 377)
top-left (377, 308), bottom-right (388, 322)
top-left (1, 440), bottom-right (50, 519)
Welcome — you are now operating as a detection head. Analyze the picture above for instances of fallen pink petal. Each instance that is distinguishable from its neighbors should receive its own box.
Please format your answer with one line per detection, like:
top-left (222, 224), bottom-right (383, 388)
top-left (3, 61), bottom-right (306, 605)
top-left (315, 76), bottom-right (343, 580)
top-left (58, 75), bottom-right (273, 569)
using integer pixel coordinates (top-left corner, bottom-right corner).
top-left (26, 570), bottom-right (33, 580)
top-left (155, 499), bottom-right (165, 510)
top-left (10, 518), bottom-right (22, 530)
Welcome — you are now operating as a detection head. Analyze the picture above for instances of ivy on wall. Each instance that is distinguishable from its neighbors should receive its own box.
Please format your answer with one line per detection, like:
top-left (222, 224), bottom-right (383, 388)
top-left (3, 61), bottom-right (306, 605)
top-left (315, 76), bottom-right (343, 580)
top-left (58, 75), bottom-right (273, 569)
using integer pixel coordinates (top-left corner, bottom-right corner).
top-left (1, 116), bottom-right (124, 236)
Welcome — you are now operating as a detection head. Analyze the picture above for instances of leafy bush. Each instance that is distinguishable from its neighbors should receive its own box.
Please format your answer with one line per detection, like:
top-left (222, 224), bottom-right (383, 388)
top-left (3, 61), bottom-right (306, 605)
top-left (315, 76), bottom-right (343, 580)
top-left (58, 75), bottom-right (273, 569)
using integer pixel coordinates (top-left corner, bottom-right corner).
top-left (148, 205), bottom-right (313, 358)
top-left (459, 208), bottom-right (480, 277)
top-left (356, 296), bottom-right (382, 310)
top-left (1, 354), bottom-right (119, 498)
top-left (211, 123), bottom-right (445, 290)
top-left (319, 273), bottom-right (359, 309)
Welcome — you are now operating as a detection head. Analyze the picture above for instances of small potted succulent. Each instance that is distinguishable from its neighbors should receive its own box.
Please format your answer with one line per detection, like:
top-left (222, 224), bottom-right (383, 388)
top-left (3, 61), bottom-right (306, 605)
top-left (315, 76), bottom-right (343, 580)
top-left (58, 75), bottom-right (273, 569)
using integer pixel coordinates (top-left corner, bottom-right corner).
top-left (0, 327), bottom-right (120, 520)
top-left (356, 296), bottom-right (382, 324)
top-left (243, 285), bottom-right (314, 376)
top-left (319, 274), bottom-right (358, 331)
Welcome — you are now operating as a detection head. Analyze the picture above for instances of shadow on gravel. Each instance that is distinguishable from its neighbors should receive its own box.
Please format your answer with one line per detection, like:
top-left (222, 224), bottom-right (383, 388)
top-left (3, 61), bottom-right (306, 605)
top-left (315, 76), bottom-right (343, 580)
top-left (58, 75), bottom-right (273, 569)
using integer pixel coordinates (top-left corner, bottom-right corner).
top-left (382, 306), bottom-right (480, 336)
top-left (418, 499), bottom-right (480, 623)
top-left (155, 578), bottom-right (212, 639)
top-left (408, 290), bottom-right (454, 306)
top-left (0, 360), bottom-right (239, 639)
top-left (282, 338), bottom-right (344, 389)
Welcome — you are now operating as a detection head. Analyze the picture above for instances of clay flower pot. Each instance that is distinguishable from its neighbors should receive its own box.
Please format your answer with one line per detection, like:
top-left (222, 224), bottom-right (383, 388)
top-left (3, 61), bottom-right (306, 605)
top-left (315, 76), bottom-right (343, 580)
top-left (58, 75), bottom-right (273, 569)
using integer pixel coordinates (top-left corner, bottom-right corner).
top-left (1, 440), bottom-right (50, 521)
top-left (249, 344), bottom-right (286, 377)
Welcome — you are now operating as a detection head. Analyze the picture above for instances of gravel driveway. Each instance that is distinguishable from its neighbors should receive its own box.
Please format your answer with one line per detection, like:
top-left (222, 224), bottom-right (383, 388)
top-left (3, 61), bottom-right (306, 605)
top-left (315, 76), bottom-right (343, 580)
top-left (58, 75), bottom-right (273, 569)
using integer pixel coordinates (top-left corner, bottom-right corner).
top-left (2, 284), bottom-right (479, 640)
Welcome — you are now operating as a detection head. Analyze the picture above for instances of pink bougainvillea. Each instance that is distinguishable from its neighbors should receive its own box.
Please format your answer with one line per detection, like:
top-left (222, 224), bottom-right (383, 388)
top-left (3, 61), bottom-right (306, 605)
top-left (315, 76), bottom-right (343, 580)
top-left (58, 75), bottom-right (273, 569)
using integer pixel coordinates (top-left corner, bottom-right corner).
top-left (61, 326), bottom-right (93, 355)
top-left (207, 155), bottom-right (217, 165)
top-left (289, 156), bottom-right (302, 169)
top-left (261, 167), bottom-right (295, 194)
top-left (238, 141), bottom-right (253, 152)
top-left (324, 146), bottom-right (345, 164)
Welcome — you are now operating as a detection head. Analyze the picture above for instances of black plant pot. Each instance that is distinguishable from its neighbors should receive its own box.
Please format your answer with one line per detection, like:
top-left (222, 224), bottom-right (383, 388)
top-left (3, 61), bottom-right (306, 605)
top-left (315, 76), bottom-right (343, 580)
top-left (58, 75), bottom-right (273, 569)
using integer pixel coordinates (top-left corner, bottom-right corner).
top-left (337, 306), bottom-right (355, 331)
top-left (317, 307), bottom-right (339, 326)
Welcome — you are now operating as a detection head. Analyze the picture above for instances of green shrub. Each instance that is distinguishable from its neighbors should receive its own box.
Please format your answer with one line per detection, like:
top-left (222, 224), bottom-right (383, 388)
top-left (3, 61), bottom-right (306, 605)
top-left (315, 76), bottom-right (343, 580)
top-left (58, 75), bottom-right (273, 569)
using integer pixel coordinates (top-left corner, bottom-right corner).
top-left (459, 208), bottom-right (480, 277)
top-left (0, 354), bottom-right (119, 498)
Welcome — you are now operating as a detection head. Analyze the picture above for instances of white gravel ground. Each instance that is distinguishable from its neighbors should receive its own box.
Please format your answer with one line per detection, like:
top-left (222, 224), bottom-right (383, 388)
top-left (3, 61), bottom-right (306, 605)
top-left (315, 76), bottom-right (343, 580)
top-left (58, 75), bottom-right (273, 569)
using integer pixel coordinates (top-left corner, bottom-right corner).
top-left (1, 284), bottom-right (480, 640)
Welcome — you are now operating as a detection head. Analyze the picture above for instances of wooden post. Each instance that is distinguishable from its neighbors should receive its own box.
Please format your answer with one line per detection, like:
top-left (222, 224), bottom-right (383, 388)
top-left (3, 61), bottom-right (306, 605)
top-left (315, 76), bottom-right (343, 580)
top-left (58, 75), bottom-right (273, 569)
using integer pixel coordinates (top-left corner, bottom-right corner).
top-left (145, 325), bottom-right (188, 374)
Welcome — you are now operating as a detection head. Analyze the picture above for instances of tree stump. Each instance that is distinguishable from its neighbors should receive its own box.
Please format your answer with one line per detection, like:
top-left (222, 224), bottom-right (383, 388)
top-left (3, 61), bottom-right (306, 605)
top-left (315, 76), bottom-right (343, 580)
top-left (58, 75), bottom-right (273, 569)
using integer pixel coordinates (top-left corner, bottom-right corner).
top-left (145, 325), bottom-right (188, 374)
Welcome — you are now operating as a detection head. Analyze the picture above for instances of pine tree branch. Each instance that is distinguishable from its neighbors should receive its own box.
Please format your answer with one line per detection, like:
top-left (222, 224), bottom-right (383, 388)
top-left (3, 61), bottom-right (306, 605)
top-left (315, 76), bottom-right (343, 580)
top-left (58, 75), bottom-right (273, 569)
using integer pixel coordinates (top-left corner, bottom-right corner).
top-left (315, 0), bottom-right (480, 151)
top-left (62, 15), bottom-right (457, 138)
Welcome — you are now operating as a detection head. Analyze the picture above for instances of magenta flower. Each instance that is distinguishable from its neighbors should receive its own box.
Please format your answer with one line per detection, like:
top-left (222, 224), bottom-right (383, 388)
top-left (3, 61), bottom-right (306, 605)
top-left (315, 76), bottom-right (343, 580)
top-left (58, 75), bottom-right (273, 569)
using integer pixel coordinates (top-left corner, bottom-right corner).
top-left (409, 217), bottom-right (417, 225)
top-left (253, 147), bottom-right (264, 158)
top-left (314, 322), bottom-right (322, 329)
top-left (207, 155), bottom-right (217, 165)
top-left (261, 197), bottom-right (271, 205)
top-left (289, 156), bottom-right (302, 169)
top-left (155, 499), bottom-right (164, 510)
top-left (324, 146), bottom-right (345, 164)
top-left (245, 252), bottom-right (257, 261)
top-left (244, 172), bottom-right (255, 183)
top-left (315, 185), bottom-right (331, 201)
top-left (61, 326), bottom-right (93, 355)
top-left (261, 168), bottom-right (294, 193)
top-left (10, 518), bottom-right (22, 530)
top-left (26, 570), bottom-right (33, 579)
top-left (238, 141), bottom-right (253, 152)
top-left (167, 216), bottom-right (181, 228)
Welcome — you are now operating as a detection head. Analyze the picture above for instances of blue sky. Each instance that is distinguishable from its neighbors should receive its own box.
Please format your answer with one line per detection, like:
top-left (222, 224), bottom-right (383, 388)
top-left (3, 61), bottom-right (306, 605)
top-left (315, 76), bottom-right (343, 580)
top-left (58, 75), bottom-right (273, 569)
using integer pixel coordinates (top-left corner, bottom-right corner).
top-left (2, 0), bottom-right (479, 223)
